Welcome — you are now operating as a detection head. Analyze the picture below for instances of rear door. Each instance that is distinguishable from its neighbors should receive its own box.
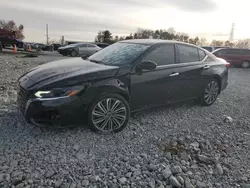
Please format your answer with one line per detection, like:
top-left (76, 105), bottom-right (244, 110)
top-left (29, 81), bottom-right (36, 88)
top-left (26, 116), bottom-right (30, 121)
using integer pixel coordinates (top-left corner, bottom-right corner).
top-left (87, 44), bottom-right (99, 55)
top-left (173, 44), bottom-right (209, 100)
top-left (78, 44), bottom-right (88, 55)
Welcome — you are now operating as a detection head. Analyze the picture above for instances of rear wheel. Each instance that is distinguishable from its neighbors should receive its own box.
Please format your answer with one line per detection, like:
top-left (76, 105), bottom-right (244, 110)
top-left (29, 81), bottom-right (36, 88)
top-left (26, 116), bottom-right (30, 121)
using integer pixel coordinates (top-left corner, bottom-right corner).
top-left (241, 61), bottom-right (250, 68)
top-left (201, 79), bottom-right (220, 106)
top-left (70, 50), bottom-right (78, 57)
top-left (88, 94), bottom-right (130, 134)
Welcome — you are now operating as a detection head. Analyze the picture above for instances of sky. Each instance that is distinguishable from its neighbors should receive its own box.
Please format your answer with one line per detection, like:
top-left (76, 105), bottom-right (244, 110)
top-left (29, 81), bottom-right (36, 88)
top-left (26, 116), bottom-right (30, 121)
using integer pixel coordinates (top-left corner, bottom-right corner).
top-left (0, 0), bottom-right (249, 43)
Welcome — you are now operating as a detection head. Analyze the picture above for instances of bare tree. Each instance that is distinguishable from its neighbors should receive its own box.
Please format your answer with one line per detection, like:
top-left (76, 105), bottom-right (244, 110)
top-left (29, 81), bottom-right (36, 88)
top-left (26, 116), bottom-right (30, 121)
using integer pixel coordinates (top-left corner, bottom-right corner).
top-left (0, 20), bottom-right (25, 39)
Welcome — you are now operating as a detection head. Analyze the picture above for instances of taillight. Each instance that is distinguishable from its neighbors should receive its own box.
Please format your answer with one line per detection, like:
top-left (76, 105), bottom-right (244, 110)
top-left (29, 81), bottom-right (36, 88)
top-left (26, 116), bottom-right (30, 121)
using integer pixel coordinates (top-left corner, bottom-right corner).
top-left (225, 62), bottom-right (230, 68)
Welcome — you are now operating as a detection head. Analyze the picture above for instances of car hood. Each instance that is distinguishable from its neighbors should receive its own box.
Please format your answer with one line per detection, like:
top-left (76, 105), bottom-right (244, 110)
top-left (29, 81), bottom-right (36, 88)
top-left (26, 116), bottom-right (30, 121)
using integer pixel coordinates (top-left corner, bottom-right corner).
top-left (20, 58), bottom-right (119, 89)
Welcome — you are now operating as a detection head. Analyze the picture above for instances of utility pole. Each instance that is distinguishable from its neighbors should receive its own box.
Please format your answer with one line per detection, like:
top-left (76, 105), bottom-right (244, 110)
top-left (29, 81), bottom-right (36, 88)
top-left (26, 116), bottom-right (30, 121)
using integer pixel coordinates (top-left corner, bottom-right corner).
top-left (61, 36), bottom-right (64, 45)
top-left (46, 24), bottom-right (49, 45)
top-left (229, 23), bottom-right (235, 42)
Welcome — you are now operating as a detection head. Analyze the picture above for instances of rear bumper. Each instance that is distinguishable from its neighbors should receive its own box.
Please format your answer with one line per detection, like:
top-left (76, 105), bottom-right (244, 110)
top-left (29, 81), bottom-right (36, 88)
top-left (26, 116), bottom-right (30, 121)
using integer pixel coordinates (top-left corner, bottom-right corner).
top-left (19, 95), bottom-right (88, 127)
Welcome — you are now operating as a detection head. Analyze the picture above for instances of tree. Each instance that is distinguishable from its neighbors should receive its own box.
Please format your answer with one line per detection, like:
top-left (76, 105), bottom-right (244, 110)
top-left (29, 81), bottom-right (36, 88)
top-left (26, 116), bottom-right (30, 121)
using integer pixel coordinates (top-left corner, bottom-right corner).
top-left (133, 33), bottom-right (138, 39)
top-left (102, 30), bottom-right (112, 43)
top-left (224, 40), bottom-right (234, 47)
top-left (119, 36), bottom-right (125, 41)
top-left (0, 20), bottom-right (24, 40)
top-left (95, 30), bottom-right (114, 43)
top-left (189, 38), bottom-right (195, 44)
top-left (167, 27), bottom-right (176, 34)
top-left (95, 31), bottom-right (103, 42)
top-left (210, 40), bottom-right (224, 46)
top-left (235, 39), bottom-right (250, 48)
top-left (200, 38), bottom-right (208, 46)
top-left (194, 36), bottom-right (200, 45)
top-left (125, 33), bottom-right (133, 40)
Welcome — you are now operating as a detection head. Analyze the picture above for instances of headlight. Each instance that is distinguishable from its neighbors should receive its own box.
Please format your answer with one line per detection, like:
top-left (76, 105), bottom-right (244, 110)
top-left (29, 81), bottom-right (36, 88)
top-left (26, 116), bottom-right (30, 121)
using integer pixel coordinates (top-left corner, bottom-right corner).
top-left (34, 86), bottom-right (85, 98)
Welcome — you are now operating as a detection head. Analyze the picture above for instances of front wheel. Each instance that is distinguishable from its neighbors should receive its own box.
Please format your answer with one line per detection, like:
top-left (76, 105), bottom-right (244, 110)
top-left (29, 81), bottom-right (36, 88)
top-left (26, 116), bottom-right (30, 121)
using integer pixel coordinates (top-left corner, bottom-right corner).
top-left (201, 79), bottom-right (220, 106)
top-left (88, 94), bottom-right (130, 134)
top-left (70, 50), bottom-right (78, 57)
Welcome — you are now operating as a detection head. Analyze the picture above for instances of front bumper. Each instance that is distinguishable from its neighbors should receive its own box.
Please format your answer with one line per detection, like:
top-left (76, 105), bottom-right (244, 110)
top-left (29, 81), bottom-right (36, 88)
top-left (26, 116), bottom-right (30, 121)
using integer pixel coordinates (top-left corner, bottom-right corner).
top-left (18, 95), bottom-right (87, 127)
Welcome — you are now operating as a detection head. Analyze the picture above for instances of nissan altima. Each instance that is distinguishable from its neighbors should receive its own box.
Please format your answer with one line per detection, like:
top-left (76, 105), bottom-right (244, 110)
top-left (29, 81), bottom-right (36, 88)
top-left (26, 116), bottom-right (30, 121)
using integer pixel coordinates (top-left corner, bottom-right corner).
top-left (17, 39), bottom-right (229, 133)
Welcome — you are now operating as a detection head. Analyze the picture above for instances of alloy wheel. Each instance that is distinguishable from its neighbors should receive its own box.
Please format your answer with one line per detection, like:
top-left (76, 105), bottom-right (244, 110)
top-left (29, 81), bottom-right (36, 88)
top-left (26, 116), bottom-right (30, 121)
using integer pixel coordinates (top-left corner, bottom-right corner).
top-left (71, 50), bottom-right (77, 57)
top-left (91, 98), bottom-right (127, 132)
top-left (204, 80), bottom-right (219, 105)
top-left (242, 61), bottom-right (250, 68)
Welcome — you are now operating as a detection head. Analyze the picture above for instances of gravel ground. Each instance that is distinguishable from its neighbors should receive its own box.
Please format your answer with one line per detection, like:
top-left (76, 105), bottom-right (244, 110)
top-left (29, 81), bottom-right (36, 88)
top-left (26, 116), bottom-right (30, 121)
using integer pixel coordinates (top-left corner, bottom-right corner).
top-left (0, 52), bottom-right (250, 188)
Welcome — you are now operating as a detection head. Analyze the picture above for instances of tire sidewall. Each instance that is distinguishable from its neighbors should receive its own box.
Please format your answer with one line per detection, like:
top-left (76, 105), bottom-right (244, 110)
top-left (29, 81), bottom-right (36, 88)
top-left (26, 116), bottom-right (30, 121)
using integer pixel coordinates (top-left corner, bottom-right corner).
top-left (241, 61), bottom-right (250, 68)
top-left (87, 93), bottom-right (130, 134)
top-left (71, 50), bottom-right (78, 57)
top-left (201, 79), bottom-right (220, 106)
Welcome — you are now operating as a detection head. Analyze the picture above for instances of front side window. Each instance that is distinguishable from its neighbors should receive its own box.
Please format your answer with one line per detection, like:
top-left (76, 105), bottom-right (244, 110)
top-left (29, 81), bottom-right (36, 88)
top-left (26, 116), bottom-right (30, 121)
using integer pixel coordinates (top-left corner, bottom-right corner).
top-left (143, 44), bottom-right (175, 66)
top-left (202, 46), bottom-right (213, 52)
top-left (177, 44), bottom-right (199, 63)
top-left (88, 42), bottom-right (150, 65)
top-left (198, 49), bottom-right (206, 61)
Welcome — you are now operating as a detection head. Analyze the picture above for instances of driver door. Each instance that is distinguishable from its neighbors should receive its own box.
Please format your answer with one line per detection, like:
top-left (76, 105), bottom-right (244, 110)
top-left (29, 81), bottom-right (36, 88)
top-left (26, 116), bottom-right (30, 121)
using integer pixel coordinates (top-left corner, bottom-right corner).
top-left (78, 44), bottom-right (88, 55)
top-left (130, 44), bottom-right (180, 110)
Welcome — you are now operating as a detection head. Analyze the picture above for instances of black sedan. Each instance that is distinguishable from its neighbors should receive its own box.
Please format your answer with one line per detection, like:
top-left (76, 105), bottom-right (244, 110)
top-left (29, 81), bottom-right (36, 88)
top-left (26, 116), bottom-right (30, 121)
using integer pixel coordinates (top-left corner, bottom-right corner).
top-left (18, 39), bottom-right (229, 133)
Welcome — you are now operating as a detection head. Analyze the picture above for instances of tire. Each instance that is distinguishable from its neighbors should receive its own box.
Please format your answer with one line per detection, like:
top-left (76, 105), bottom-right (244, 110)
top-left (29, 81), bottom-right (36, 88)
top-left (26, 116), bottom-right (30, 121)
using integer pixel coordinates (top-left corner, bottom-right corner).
top-left (87, 93), bottom-right (130, 134)
top-left (241, 61), bottom-right (250, 68)
top-left (201, 79), bottom-right (220, 106)
top-left (70, 50), bottom-right (78, 57)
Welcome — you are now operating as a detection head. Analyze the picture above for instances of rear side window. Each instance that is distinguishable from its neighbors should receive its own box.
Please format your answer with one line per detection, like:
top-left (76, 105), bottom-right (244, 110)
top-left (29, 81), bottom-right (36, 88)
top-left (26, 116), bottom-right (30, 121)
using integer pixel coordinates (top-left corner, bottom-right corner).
top-left (80, 44), bottom-right (87, 47)
top-left (88, 44), bottom-right (96, 48)
top-left (202, 47), bottom-right (213, 52)
top-left (143, 44), bottom-right (175, 66)
top-left (213, 49), bottom-right (227, 55)
top-left (239, 49), bottom-right (250, 55)
top-left (198, 49), bottom-right (206, 61)
top-left (177, 44), bottom-right (199, 63)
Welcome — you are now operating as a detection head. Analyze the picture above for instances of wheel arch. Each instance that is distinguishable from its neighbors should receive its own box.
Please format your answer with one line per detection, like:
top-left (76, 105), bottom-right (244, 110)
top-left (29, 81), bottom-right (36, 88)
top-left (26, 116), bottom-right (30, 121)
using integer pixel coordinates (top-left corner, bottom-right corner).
top-left (82, 78), bottom-right (131, 108)
top-left (212, 75), bottom-right (222, 93)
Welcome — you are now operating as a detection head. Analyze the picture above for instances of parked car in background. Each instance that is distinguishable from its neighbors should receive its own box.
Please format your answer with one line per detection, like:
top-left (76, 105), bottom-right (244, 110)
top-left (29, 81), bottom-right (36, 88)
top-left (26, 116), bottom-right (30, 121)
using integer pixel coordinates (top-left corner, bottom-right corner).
top-left (201, 46), bottom-right (230, 52)
top-left (212, 48), bottom-right (250, 68)
top-left (57, 43), bottom-right (101, 57)
top-left (94, 42), bottom-right (110, 48)
top-left (42, 44), bottom-right (61, 51)
top-left (18, 39), bottom-right (229, 133)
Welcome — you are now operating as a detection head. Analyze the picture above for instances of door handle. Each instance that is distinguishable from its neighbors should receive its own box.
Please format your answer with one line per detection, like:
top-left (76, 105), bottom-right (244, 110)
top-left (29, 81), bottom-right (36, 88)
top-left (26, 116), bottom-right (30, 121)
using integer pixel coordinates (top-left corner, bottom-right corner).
top-left (169, 72), bottom-right (179, 77)
top-left (203, 65), bottom-right (210, 70)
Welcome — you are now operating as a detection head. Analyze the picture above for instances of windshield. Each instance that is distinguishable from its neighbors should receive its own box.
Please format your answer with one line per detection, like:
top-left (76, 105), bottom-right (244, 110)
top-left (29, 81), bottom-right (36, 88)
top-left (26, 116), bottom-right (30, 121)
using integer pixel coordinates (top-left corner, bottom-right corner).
top-left (88, 42), bottom-right (150, 65)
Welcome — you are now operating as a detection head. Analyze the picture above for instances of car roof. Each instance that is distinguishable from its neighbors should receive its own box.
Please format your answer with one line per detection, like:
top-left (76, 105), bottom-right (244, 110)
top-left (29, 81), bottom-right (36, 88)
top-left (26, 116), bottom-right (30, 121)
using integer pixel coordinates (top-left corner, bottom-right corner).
top-left (119, 39), bottom-right (200, 48)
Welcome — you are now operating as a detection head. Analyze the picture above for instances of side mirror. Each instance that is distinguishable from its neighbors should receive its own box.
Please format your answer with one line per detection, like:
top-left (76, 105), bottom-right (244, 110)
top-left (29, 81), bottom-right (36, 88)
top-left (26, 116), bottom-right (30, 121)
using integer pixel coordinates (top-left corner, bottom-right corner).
top-left (138, 60), bottom-right (157, 71)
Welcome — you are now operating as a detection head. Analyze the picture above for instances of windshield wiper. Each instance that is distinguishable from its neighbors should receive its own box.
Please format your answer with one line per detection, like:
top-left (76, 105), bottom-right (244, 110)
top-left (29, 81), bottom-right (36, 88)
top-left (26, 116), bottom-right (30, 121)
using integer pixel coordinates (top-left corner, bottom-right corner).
top-left (88, 59), bottom-right (106, 65)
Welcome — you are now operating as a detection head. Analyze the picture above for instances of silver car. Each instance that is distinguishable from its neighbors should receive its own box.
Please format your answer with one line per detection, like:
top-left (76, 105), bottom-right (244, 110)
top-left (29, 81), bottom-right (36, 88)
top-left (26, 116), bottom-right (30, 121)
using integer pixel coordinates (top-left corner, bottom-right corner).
top-left (58, 43), bottom-right (101, 57)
